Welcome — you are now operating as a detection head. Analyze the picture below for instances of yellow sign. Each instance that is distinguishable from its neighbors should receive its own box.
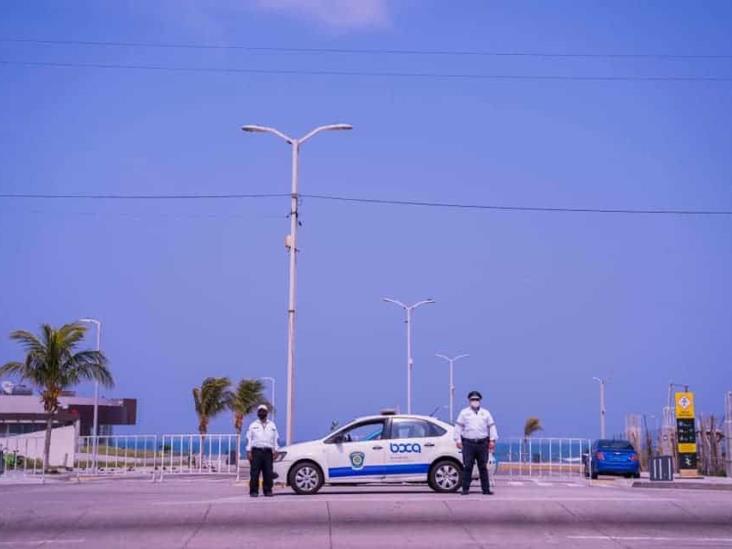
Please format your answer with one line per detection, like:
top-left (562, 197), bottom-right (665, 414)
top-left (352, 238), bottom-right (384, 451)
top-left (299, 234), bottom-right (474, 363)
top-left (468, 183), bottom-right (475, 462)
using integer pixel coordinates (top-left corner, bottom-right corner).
top-left (675, 392), bottom-right (695, 418)
top-left (678, 443), bottom-right (697, 453)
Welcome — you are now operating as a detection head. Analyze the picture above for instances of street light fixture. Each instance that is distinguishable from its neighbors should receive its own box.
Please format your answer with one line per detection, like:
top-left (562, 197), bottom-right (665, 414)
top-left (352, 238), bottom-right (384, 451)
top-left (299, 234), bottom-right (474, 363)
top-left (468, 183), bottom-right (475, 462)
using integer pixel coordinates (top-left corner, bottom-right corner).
top-left (592, 377), bottom-right (606, 439)
top-left (79, 318), bottom-right (101, 471)
top-left (436, 354), bottom-right (469, 423)
top-left (242, 123), bottom-right (352, 445)
top-left (382, 298), bottom-right (435, 414)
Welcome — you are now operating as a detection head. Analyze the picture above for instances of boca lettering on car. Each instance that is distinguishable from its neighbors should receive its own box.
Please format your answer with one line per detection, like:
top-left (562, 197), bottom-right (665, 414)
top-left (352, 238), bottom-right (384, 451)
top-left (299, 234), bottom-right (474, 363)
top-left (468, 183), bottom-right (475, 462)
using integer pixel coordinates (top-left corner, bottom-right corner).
top-left (389, 442), bottom-right (422, 454)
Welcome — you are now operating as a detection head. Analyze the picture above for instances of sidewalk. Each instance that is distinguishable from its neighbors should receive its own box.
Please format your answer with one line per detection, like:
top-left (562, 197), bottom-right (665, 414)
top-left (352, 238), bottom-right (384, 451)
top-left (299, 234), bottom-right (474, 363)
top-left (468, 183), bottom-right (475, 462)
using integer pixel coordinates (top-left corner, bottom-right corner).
top-left (633, 475), bottom-right (732, 491)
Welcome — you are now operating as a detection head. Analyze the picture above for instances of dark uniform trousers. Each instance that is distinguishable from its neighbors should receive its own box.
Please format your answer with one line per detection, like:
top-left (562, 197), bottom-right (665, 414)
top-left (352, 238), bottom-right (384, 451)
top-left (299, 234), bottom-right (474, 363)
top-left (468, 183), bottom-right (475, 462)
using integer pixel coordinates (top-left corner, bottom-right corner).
top-left (461, 437), bottom-right (491, 493)
top-left (250, 447), bottom-right (274, 495)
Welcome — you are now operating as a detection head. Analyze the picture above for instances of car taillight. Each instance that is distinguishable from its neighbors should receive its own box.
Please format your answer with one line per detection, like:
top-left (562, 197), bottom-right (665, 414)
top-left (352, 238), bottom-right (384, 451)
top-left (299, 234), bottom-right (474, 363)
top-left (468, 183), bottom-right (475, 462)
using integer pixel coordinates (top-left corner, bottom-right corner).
top-left (595, 451), bottom-right (605, 461)
top-left (630, 453), bottom-right (638, 462)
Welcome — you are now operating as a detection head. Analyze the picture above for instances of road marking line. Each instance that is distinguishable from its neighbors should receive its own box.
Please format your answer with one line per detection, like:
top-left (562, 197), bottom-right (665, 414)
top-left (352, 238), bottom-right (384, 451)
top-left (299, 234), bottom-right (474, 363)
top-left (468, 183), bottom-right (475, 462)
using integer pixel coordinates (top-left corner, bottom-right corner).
top-left (153, 495), bottom-right (680, 506)
top-left (507, 481), bottom-right (524, 486)
top-left (568, 536), bottom-right (732, 543)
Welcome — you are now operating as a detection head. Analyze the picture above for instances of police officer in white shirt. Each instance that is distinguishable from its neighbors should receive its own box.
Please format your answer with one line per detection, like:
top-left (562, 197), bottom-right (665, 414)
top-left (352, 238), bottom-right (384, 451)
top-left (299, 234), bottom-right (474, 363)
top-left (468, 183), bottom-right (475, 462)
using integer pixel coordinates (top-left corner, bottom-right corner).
top-left (454, 390), bottom-right (498, 495)
top-left (246, 404), bottom-right (279, 497)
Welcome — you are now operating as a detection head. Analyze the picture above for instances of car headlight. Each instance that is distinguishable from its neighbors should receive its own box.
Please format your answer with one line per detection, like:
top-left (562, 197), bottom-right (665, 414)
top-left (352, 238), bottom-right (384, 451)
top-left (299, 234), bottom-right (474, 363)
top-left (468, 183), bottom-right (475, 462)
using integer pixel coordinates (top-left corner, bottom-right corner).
top-left (274, 451), bottom-right (287, 463)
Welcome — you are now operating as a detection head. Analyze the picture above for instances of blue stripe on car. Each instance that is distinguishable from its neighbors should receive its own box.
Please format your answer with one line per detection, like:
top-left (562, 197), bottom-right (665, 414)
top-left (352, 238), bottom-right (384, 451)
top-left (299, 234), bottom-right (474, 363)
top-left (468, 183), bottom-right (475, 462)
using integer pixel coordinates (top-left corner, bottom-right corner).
top-left (329, 463), bottom-right (430, 478)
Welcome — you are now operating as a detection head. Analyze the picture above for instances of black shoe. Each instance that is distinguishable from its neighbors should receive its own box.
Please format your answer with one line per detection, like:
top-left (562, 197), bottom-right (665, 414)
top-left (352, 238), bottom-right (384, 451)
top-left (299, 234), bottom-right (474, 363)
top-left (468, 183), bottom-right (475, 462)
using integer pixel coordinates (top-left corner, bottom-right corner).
top-left (460, 491), bottom-right (470, 496)
top-left (264, 493), bottom-right (274, 497)
top-left (482, 491), bottom-right (494, 495)
top-left (250, 493), bottom-right (259, 498)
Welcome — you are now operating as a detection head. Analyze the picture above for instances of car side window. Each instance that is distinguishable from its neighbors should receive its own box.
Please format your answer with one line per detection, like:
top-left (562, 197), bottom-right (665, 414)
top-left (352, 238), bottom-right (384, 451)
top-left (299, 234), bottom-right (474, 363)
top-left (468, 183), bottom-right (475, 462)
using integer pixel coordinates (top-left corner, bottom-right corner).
top-left (331, 420), bottom-right (385, 443)
top-left (390, 419), bottom-right (443, 439)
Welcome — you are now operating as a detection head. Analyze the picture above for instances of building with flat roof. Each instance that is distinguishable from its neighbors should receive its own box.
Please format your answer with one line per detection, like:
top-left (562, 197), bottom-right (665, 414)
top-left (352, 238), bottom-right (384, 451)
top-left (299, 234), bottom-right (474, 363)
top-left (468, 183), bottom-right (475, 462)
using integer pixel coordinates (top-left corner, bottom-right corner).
top-left (0, 383), bottom-right (137, 437)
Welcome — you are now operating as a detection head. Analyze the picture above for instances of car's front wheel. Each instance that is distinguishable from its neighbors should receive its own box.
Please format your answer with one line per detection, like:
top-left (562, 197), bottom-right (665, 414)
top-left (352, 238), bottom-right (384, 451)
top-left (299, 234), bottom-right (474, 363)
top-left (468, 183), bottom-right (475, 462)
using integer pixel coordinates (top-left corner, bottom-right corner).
top-left (288, 461), bottom-right (324, 495)
top-left (429, 460), bottom-right (462, 493)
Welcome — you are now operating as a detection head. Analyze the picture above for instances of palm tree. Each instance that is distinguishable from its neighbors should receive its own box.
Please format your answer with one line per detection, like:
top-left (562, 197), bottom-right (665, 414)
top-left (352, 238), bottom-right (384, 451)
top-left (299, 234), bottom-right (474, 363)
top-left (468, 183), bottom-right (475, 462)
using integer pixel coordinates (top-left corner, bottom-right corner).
top-left (0, 323), bottom-right (113, 471)
top-left (522, 416), bottom-right (543, 463)
top-left (192, 377), bottom-right (231, 436)
top-left (229, 379), bottom-right (267, 434)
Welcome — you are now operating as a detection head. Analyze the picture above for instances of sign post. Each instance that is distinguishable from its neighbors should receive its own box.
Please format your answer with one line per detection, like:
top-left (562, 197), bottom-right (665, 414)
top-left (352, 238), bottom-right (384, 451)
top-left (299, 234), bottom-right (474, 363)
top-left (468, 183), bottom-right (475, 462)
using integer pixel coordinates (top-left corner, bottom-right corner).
top-left (675, 392), bottom-right (698, 478)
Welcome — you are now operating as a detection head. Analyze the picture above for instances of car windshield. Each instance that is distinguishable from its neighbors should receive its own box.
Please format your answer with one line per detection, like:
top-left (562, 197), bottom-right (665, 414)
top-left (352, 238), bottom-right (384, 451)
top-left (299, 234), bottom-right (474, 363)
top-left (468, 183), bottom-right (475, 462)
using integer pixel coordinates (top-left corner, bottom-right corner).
top-left (598, 440), bottom-right (635, 450)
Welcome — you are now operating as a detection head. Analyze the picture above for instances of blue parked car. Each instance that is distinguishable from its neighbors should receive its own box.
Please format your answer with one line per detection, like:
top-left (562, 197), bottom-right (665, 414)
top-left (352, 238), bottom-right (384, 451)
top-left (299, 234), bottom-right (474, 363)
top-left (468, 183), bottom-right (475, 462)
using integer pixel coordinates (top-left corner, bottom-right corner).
top-left (584, 439), bottom-right (640, 479)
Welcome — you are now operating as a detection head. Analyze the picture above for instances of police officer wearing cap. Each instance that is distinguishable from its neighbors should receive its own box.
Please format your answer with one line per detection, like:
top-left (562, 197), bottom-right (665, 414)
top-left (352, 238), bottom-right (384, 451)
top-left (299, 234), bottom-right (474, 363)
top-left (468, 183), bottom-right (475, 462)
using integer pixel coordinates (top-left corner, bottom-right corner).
top-left (454, 390), bottom-right (498, 495)
top-left (246, 404), bottom-right (279, 497)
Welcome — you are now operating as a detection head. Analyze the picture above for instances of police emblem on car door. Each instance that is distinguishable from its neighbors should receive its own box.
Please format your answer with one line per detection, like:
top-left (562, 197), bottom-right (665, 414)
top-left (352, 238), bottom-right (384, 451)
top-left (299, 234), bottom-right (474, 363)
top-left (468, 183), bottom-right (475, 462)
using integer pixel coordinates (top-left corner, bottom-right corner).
top-left (349, 451), bottom-right (365, 470)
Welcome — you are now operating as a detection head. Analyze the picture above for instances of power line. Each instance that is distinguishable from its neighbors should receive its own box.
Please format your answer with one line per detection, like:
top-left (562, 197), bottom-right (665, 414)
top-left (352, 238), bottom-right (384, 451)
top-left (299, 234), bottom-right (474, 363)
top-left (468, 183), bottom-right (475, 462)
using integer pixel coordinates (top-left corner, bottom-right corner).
top-left (0, 192), bottom-right (289, 200)
top-left (2, 191), bottom-right (730, 216)
top-left (1, 59), bottom-right (730, 83)
top-left (304, 194), bottom-right (732, 215)
top-left (2, 38), bottom-right (731, 60)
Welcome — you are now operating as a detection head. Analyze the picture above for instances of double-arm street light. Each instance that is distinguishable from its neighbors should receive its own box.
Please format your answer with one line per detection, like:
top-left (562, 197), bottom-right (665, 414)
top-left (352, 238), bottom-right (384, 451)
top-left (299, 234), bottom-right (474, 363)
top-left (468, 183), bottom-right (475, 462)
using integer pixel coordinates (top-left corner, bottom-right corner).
top-left (79, 317), bottom-right (101, 470)
top-left (436, 354), bottom-right (469, 423)
top-left (382, 298), bottom-right (435, 414)
top-left (242, 123), bottom-right (352, 445)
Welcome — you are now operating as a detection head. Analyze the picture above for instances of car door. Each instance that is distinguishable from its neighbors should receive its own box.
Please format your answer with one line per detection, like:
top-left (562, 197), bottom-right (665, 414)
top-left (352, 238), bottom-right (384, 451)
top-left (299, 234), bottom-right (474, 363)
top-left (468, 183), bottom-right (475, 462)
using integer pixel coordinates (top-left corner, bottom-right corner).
top-left (384, 418), bottom-right (443, 482)
top-left (323, 419), bottom-right (387, 483)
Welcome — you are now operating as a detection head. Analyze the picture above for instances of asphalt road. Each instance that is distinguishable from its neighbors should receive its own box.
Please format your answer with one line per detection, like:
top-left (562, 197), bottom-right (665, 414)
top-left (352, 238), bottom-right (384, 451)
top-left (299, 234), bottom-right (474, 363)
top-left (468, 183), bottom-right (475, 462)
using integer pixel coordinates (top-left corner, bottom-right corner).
top-left (0, 478), bottom-right (730, 548)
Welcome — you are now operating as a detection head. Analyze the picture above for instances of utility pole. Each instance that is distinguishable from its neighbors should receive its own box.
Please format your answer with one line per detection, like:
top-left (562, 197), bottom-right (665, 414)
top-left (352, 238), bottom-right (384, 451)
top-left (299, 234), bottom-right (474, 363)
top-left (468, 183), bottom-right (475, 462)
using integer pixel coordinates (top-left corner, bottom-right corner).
top-left (242, 123), bottom-right (352, 445)
top-left (593, 377), bottom-right (606, 438)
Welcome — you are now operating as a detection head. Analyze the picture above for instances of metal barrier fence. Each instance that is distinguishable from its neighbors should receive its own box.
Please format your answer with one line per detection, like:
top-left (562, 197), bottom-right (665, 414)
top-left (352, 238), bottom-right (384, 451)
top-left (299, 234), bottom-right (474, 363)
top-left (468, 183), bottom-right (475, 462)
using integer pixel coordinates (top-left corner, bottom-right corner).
top-left (493, 437), bottom-right (592, 481)
top-left (158, 434), bottom-right (241, 481)
top-left (75, 435), bottom-right (158, 480)
top-left (0, 436), bottom-right (45, 482)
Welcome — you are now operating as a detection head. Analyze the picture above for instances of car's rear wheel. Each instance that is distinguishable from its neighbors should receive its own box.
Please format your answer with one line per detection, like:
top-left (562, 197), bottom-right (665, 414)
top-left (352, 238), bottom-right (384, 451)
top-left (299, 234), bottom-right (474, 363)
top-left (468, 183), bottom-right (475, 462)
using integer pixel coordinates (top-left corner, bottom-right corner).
top-left (429, 460), bottom-right (461, 493)
top-left (288, 461), bottom-right (324, 495)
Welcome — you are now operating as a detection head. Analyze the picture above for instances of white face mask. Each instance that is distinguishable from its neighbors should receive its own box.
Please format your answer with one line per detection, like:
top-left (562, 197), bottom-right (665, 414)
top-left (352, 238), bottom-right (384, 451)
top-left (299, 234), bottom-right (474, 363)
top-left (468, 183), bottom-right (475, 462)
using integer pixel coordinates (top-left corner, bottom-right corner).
top-left (470, 400), bottom-right (481, 410)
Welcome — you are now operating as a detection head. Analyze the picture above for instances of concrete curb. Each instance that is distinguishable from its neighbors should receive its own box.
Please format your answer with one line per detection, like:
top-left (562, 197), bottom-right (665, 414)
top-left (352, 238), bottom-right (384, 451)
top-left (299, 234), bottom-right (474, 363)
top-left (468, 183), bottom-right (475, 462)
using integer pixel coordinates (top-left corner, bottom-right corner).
top-left (633, 480), bottom-right (732, 491)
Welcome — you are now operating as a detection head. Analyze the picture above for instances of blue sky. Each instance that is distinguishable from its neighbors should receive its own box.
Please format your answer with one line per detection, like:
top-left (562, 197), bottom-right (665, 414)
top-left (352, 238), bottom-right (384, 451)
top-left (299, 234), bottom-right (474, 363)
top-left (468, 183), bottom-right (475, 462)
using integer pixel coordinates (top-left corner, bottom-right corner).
top-left (1, 1), bottom-right (731, 441)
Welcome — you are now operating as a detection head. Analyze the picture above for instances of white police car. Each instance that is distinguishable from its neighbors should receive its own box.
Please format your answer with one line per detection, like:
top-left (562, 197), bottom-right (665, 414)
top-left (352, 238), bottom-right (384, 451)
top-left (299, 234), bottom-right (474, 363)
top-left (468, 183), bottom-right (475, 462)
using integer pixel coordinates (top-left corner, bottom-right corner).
top-left (274, 413), bottom-right (496, 495)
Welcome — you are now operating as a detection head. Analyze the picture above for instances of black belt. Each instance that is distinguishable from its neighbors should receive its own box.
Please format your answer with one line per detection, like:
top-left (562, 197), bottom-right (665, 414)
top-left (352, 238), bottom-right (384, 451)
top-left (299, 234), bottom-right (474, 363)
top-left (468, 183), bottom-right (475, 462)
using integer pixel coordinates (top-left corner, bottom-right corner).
top-left (252, 447), bottom-right (274, 451)
top-left (462, 437), bottom-right (488, 443)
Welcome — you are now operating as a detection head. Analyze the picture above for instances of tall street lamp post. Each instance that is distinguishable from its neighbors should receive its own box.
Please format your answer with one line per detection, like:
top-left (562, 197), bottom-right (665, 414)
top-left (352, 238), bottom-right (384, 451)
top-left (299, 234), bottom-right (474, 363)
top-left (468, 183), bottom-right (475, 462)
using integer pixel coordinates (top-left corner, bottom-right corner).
top-left (382, 298), bottom-right (435, 414)
top-left (258, 376), bottom-right (276, 421)
top-left (592, 376), bottom-right (606, 439)
top-left (436, 354), bottom-right (469, 423)
top-left (79, 317), bottom-right (101, 471)
top-left (242, 123), bottom-right (352, 445)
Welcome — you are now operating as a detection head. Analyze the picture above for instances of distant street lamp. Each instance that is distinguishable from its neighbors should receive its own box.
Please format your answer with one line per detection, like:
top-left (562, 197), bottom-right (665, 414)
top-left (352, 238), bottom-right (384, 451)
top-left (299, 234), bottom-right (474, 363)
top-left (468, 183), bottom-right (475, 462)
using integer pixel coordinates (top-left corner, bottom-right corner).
top-left (592, 377), bottom-right (606, 438)
top-left (383, 298), bottom-right (435, 414)
top-left (258, 376), bottom-right (276, 421)
top-left (79, 318), bottom-right (101, 471)
top-left (242, 123), bottom-right (352, 445)
top-left (435, 354), bottom-right (469, 423)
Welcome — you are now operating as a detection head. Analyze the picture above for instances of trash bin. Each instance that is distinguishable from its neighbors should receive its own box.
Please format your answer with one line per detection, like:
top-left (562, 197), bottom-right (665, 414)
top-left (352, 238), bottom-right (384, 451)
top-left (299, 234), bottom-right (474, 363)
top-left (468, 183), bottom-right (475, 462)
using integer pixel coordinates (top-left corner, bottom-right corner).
top-left (650, 456), bottom-right (674, 481)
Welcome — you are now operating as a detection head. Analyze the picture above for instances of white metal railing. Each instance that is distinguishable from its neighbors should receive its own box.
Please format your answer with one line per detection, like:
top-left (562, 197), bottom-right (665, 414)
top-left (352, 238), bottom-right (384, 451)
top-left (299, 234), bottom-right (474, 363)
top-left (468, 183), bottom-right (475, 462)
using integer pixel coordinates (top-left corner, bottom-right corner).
top-left (158, 434), bottom-right (241, 481)
top-left (493, 437), bottom-right (592, 481)
top-left (75, 435), bottom-right (158, 480)
top-left (0, 435), bottom-right (46, 482)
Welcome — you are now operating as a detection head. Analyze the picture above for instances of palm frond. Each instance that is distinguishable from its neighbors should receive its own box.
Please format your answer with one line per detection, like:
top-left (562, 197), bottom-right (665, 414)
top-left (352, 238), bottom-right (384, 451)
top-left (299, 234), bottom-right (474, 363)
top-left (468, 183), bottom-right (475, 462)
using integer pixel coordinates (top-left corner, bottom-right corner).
top-left (524, 416), bottom-right (543, 438)
top-left (192, 377), bottom-right (232, 433)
